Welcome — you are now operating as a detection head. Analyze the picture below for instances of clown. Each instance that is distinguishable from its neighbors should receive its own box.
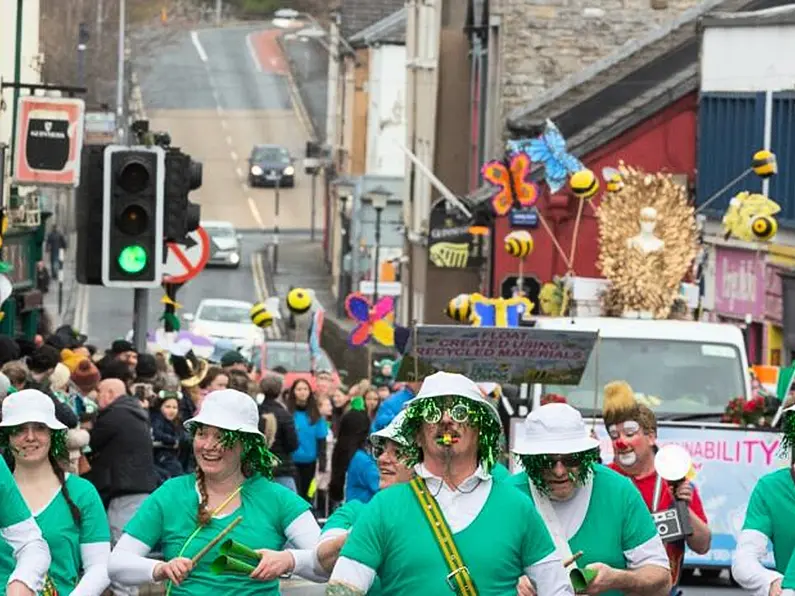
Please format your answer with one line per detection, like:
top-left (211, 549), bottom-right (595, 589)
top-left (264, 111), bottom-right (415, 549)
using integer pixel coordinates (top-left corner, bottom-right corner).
top-left (511, 403), bottom-right (670, 596)
top-left (603, 381), bottom-right (711, 592)
top-left (327, 371), bottom-right (573, 595)
top-left (732, 397), bottom-right (795, 596)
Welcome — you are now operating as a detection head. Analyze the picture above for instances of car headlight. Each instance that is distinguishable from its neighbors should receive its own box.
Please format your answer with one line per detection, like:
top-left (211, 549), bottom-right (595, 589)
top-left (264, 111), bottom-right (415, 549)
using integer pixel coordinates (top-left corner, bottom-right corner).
top-left (251, 165), bottom-right (263, 175)
top-left (229, 252), bottom-right (240, 265)
top-left (283, 166), bottom-right (295, 176)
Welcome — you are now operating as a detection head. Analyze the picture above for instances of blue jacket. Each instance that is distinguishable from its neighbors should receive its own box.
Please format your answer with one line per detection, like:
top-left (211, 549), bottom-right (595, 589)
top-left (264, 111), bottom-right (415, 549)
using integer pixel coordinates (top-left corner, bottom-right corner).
top-left (345, 449), bottom-right (379, 504)
top-left (293, 410), bottom-right (329, 464)
top-left (370, 386), bottom-right (415, 433)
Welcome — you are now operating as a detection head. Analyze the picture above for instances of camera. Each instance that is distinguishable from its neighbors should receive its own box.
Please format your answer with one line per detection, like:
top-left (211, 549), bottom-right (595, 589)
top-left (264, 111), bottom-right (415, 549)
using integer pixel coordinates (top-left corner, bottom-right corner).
top-left (652, 502), bottom-right (692, 543)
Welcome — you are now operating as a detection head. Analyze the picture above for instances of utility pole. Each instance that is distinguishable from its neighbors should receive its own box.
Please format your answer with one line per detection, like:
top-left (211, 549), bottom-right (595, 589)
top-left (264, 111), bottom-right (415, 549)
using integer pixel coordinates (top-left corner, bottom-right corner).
top-left (215, 0), bottom-right (223, 25)
top-left (115, 0), bottom-right (126, 144)
top-left (96, 0), bottom-right (104, 51)
top-left (8, 0), bottom-right (24, 205)
top-left (273, 176), bottom-right (281, 273)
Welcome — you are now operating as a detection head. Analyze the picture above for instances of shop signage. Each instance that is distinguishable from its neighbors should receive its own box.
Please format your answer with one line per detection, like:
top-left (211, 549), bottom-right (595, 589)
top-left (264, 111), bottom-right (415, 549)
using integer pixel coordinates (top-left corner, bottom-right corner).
top-left (714, 247), bottom-right (764, 319)
top-left (427, 199), bottom-right (485, 269)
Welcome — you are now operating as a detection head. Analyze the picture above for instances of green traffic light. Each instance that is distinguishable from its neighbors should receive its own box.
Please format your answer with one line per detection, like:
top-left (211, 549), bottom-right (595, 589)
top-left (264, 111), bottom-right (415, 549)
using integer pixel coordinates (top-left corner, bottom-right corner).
top-left (117, 245), bottom-right (148, 274)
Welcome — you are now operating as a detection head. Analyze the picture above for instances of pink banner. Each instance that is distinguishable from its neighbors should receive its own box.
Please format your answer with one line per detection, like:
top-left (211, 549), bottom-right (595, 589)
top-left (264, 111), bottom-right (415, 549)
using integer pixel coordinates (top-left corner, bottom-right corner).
top-left (714, 247), bottom-right (765, 319)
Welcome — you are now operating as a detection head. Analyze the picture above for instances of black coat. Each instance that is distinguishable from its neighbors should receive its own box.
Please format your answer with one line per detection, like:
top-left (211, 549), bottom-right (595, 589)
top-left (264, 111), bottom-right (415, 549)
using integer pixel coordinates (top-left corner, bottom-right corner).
top-left (85, 395), bottom-right (158, 506)
top-left (150, 410), bottom-right (186, 482)
top-left (259, 399), bottom-right (299, 478)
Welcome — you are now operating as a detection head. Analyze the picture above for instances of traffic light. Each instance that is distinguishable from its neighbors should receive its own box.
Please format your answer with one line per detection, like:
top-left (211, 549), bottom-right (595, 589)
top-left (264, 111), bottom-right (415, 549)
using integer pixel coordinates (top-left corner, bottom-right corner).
top-left (75, 145), bottom-right (105, 285)
top-left (101, 145), bottom-right (165, 287)
top-left (163, 148), bottom-right (202, 242)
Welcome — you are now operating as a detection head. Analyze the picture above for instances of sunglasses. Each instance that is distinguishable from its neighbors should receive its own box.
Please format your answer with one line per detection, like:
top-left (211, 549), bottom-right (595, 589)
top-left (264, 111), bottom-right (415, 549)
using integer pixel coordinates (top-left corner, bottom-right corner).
top-left (540, 454), bottom-right (582, 469)
top-left (422, 399), bottom-right (470, 425)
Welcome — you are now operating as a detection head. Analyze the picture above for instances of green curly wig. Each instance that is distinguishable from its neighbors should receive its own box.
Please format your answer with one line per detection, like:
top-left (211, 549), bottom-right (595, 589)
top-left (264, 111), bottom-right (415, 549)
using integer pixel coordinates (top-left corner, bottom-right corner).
top-left (190, 423), bottom-right (280, 480)
top-left (0, 426), bottom-right (69, 464)
top-left (517, 449), bottom-right (600, 494)
top-left (395, 396), bottom-right (502, 472)
top-left (779, 410), bottom-right (795, 457)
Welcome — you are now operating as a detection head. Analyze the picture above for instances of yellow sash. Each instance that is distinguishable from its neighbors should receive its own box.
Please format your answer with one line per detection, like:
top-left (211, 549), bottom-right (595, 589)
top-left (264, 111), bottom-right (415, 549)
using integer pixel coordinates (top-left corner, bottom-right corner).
top-left (409, 477), bottom-right (478, 595)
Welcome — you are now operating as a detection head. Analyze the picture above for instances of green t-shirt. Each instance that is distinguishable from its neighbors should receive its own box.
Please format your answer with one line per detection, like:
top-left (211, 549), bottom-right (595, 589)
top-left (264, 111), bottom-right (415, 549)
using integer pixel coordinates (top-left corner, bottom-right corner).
top-left (0, 474), bottom-right (109, 595)
top-left (742, 468), bottom-right (795, 573)
top-left (125, 473), bottom-right (309, 596)
top-left (0, 457), bottom-right (30, 529)
top-left (509, 465), bottom-right (659, 596)
top-left (340, 480), bottom-right (555, 594)
top-left (783, 549), bottom-right (795, 589)
top-left (322, 500), bottom-right (382, 595)
top-left (491, 462), bottom-right (511, 482)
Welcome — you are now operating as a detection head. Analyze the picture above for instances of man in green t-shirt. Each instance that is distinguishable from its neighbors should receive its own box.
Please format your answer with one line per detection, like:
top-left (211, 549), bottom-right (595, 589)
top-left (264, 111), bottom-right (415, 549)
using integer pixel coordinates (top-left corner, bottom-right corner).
top-left (327, 371), bottom-right (573, 595)
top-left (732, 400), bottom-right (795, 596)
top-left (511, 402), bottom-right (671, 596)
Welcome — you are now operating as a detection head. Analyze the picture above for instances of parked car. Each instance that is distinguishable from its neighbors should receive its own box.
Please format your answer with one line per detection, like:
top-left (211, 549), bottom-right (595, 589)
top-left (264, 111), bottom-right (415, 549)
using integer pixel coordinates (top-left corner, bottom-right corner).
top-left (248, 144), bottom-right (295, 188)
top-left (202, 220), bottom-right (241, 268)
top-left (185, 299), bottom-right (264, 352)
top-left (254, 341), bottom-right (340, 389)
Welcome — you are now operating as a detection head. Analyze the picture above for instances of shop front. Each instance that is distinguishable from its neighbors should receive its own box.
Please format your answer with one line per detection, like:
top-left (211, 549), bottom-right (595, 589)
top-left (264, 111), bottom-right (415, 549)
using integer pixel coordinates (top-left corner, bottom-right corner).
top-left (765, 244), bottom-right (795, 365)
top-left (0, 221), bottom-right (48, 339)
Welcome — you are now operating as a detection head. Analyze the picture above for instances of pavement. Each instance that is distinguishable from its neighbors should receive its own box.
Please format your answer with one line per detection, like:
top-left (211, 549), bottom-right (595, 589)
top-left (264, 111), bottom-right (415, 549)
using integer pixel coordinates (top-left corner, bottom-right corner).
top-left (279, 34), bottom-right (328, 140)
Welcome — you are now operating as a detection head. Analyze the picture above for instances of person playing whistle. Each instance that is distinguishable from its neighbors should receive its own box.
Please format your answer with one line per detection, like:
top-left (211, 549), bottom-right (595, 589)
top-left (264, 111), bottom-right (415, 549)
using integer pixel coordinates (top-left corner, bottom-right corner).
top-left (603, 381), bottom-right (711, 595)
top-left (326, 371), bottom-right (573, 595)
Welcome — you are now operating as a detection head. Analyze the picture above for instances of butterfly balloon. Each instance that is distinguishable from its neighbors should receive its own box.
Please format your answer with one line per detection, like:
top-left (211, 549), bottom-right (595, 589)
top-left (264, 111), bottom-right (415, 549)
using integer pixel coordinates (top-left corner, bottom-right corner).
top-left (507, 119), bottom-right (583, 194)
top-left (345, 293), bottom-right (395, 347)
top-left (481, 152), bottom-right (540, 216)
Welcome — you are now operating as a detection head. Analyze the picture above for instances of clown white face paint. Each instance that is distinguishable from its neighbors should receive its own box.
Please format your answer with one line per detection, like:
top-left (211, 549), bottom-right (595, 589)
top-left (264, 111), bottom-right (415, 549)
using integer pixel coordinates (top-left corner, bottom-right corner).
top-left (609, 420), bottom-right (643, 468)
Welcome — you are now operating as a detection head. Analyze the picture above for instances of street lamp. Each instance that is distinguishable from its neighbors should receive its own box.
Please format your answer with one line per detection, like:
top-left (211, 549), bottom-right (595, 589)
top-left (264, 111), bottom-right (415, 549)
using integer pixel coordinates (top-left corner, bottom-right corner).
top-left (366, 186), bottom-right (391, 303)
top-left (334, 178), bottom-right (357, 314)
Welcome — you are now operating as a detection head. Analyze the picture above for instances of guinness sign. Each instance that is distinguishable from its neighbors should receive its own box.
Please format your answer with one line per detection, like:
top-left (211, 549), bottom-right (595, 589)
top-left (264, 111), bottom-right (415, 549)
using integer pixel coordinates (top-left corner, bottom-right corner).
top-left (427, 199), bottom-right (485, 269)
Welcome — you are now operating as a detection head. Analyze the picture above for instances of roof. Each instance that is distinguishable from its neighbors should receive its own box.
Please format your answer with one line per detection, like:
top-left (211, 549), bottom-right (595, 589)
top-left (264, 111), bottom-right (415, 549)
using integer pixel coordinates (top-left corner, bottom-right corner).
top-left (504, 0), bottom-right (792, 151)
top-left (340, 0), bottom-right (405, 40)
top-left (349, 7), bottom-right (407, 45)
top-left (700, 3), bottom-right (795, 27)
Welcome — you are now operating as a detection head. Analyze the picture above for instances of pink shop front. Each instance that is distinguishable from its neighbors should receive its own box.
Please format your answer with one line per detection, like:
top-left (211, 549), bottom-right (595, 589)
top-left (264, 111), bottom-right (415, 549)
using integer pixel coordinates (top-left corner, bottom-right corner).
top-left (713, 245), bottom-right (785, 365)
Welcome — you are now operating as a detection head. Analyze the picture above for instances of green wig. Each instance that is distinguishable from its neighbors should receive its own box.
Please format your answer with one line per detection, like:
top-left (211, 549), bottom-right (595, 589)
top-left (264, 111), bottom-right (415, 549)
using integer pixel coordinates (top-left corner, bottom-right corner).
top-left (190, 423), bottom-right (280, 480)
top-left (517, 449), bottom-right (600, 494)
top-left (0, 426), bottom-right (69, 464)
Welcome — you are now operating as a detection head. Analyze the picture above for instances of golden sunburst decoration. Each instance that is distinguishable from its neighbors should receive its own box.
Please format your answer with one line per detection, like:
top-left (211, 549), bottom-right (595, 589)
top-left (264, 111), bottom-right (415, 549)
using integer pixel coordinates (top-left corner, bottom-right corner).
top-left (597, 163), bottom-right (698, 319)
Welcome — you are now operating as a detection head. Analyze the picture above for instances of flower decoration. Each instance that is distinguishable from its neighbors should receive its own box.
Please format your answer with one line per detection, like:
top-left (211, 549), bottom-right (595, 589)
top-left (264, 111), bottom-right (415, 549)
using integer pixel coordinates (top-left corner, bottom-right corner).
top-left (507, 119), bottom-right (584, 194)
top-left (722, 395), bottom-right (773, 427)
top-left (540, 393), bottom-right (567, 406)
top-left (345, 293), bottom-right (395, 347)
top-left (481, 152), bottom-right (540, 216)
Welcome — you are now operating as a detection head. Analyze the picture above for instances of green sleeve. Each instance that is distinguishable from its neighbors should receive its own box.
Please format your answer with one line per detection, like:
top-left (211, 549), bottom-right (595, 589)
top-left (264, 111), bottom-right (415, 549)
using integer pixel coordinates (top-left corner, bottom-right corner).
top-left (519, 495), bottom-right (556, 566)
top-left (339, 492), bottom-right (385, 571)
top-left (620, 477), bottom-right (658, 550)
top-left (782, 549), bottom-right (795, 589)
top-left (322, 501), bottom-right (363, 534)
top-left (275, 482), bottom-right (311, 533)
top-left (124, 489), bottom-right (165, 548)
top-left (73, 478), bottom-right (111, 544)
top-left (742, 480), bottom-right (772, 537)
top-left (0, 457), bottom-right (32, 529)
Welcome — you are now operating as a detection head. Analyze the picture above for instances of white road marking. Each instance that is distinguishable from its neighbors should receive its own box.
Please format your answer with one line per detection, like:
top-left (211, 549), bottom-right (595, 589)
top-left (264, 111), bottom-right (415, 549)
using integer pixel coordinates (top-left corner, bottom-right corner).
top-left (230, 150), bottom-right (238, 160)
top-left (235, 166), bottom-right (243, 178)
top-left (248, 197), bottom-right (265, 228)
top-left (190, 31), bottom-right (208, 62)
top-left (250, 252), bottom-right (281, 340)
top-left (245, 33), bottom-right (263, 73)
top-left (221, 120), bottom-right (228, 130)
top-left (225, 135), bottom-right (233, 145)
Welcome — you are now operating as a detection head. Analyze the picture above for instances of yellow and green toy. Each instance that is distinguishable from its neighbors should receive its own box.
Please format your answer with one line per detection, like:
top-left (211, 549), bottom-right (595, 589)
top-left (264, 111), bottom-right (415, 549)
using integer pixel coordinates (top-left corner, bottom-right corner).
top-left (722, 191), bottom-right (781, 243)
top-left (210, 540), bottom-right (262, 575)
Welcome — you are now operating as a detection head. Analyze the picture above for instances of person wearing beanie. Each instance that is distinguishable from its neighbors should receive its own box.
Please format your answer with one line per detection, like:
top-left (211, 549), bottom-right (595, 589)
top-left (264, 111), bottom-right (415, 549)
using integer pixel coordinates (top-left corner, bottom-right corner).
top-left (25, 346), bottom-right (78, 429)
top-left (603, 380), bottom-right (711, 591)
top-left (71, 359), bottom-right (101, 396)
top-left (97, 340), bottom-right (138, 377)
top-left (135, 354), bottom-right (158, 383)
top-left (220, 349), bottom-right (249, 373)
top-left (60, 349), bottom-right (85, 374)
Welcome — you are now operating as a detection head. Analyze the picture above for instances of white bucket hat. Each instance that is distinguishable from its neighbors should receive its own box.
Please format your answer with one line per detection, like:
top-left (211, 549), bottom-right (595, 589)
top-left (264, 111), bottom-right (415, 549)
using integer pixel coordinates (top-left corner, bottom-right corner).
top-left (513, 403), bottom-right (599, 456)
top-left (406, 371), bottom-right (502, 429)
top-left (0, 389), bottom-right (67, 430)
top-left (371, 410), bottom-right (409, 447)
top-left (184, 389), bottom-right (263, 437)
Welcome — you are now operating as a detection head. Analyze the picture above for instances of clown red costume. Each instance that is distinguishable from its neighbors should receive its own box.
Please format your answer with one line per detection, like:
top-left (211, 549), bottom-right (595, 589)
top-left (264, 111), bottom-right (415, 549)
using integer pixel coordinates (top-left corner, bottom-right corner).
top-left (602, 381), bottom-right (711, 590)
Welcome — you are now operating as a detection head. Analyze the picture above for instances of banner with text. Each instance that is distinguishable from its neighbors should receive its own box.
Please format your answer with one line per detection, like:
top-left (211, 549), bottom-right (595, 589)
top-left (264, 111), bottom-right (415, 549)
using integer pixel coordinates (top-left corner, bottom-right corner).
top-left (395, 325), bottom-right (597, 385)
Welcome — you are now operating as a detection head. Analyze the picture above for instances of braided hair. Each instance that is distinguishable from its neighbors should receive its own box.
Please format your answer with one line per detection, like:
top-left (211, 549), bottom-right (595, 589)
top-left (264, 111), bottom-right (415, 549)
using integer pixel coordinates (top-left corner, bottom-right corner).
top-left (195, 467), bottom-right (212, 526)
top-left (49, 452), bottom-right (81, 525)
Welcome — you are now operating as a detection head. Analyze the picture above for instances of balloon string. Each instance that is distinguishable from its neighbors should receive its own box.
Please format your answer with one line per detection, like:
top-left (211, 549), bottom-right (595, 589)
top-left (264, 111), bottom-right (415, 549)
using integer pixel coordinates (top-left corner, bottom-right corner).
top-left (568, 199), bottom-right (586, 270)
top-left (536, 211), bottom-right (573, 271)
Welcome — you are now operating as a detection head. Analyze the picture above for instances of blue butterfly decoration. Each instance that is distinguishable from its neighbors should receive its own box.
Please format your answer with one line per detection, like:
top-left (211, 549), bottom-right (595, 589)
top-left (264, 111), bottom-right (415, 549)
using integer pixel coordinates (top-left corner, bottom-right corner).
top-left (507, 119), bottom-right (584, 194)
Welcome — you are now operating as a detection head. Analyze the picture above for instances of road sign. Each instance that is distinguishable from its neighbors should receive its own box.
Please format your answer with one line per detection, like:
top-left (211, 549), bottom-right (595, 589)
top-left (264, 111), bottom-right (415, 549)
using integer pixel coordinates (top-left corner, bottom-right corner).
top-left (163, 226), bottom-right (210, 284)
top-left (13, 96), bottom-right (85, 187)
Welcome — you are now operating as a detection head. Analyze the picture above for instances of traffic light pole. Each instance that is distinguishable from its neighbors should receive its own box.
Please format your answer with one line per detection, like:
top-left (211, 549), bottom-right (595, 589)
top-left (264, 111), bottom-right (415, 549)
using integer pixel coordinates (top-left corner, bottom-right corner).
top-left (310, 170), bottom-right (317, 242)
top-left (273, 176), bottom-right (281, 273)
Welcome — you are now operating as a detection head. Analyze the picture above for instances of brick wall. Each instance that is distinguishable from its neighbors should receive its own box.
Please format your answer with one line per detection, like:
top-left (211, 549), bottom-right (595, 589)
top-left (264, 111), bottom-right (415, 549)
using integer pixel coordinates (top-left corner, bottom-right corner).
top-left (493, 0), bottom-right (704, 121)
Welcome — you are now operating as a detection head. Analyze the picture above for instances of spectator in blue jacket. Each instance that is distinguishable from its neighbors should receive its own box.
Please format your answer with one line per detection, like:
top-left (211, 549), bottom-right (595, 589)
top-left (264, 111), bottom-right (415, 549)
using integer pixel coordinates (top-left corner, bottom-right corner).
top-left (370, 381), bottom-right (421, 434)
top-left (286, 378), bottom-right (328, 502)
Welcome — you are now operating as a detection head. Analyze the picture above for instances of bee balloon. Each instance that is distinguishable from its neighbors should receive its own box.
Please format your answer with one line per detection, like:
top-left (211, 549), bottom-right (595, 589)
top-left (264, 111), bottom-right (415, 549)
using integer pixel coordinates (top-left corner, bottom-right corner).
top-left (751, 215), bottom-right (778, 241)
top-left (504, 230), bottom-right (534, 259)
top-left (752, 150), bottom-right (777, 178)
top-left (250, 297), bottom-right (281, 329)
top-left (602, 167), bottom-right (624, 193)
top-left (445, 293), bottom-right (473, 323)
top-left (569, 169), bottom-right (599, 200)
top-left (286, 288), bottom-right (314, 315)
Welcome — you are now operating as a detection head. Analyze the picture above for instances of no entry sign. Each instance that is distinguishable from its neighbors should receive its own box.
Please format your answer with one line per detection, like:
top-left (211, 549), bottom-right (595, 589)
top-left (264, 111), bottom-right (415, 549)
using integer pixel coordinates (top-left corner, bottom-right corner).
top-left (13, 96), bottom-right (85, 187)
top-left (163, 227), bottom-right (211, 284)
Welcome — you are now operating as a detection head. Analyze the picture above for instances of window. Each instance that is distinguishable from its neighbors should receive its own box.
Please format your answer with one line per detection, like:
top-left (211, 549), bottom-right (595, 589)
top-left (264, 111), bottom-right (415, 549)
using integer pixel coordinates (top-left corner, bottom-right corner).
top-left (197, 305), bottom-right (250, 324)
top-left (264, 346), bottom-right (332, 372)
top-left (252, 147), bottom-right (291, 163)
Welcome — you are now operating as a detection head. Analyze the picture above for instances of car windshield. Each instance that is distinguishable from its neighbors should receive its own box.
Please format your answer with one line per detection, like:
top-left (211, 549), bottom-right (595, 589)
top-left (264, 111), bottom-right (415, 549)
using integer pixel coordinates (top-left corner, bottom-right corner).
top-left (253, 147), bottom-right (290, 163)
top-left (197, 305), bottom-right (250, 324)
top-left (542, 338), bottom-right (746, 416)
top-left (265, 345), bottom-right (332, 372)
top-left (204, 226), bottom-right (235, 237)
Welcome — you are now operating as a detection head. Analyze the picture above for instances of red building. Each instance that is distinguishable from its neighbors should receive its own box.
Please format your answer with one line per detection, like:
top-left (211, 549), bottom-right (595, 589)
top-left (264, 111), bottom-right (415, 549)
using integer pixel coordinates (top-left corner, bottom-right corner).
top-left (491, 16), bottom-right (705, 303)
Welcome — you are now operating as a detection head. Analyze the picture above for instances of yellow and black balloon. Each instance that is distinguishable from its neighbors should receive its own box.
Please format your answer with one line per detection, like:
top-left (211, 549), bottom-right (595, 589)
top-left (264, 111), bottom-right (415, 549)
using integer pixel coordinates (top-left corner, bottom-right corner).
top-left (504, 230), bottom-right (534, 259)
top-left (250, 302), bottom-right (275, 329)
top-left (569, 169), bottom-right (599, 200)
top-left (751, 215), bottom-right (777, 241)
top-left (445, 293), bottom-right (472, 323)
top-left (602, 167), bottom-right (624, 193)
top-left (752, 150), bottom-right (777, 178)
top-left (286, 287), bottom-right (313, 315)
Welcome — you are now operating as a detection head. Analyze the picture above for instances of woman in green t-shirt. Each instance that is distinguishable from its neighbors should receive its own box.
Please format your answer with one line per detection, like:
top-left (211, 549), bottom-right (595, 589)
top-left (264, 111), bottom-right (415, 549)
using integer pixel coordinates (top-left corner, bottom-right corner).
top-left (0, 388), bottom-right (110, 595)
top-left (107, 388), bottom-right (325, 595)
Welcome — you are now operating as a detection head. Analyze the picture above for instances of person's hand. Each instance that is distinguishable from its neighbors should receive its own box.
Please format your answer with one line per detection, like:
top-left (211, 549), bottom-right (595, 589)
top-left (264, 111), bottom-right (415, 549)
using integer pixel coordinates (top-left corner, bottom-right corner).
top-left (153, 557), bottom-right (193, 585)
top-left (6, 580), bottom-right (34, 596)
top-left (583, 563), bottom-right (620, 595)
top-left (516, 575), bottom-right (537, 596)
top-left (673, 481), bottom-right (694, 503)
top-left (250, 549), bottom-right (295, 581)
top-left (770, 578), bottom-right (783, 596)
